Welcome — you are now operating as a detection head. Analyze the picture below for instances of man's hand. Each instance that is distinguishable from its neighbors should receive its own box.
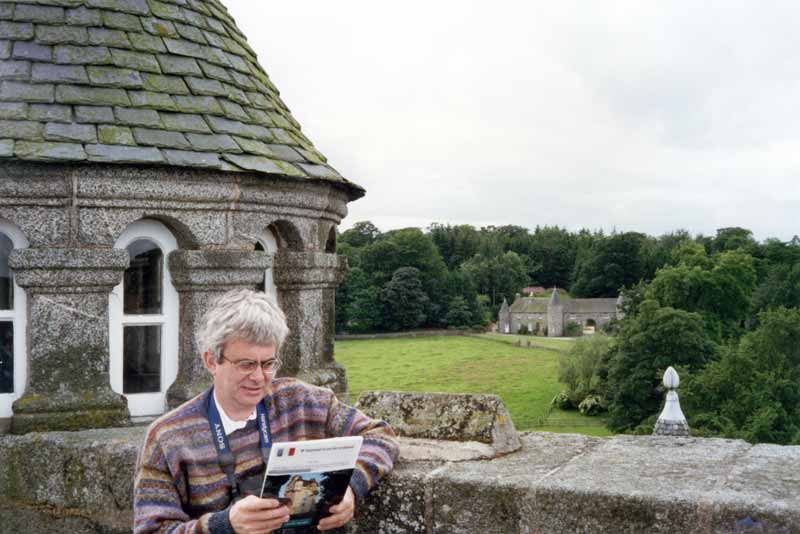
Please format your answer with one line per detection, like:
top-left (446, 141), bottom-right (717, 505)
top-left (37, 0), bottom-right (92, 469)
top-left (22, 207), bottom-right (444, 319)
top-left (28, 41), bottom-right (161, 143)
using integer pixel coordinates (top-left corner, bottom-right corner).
top-left (318, 486), bottom-right (355, 531)
top-left (229, 495), bottom-right (290, 534)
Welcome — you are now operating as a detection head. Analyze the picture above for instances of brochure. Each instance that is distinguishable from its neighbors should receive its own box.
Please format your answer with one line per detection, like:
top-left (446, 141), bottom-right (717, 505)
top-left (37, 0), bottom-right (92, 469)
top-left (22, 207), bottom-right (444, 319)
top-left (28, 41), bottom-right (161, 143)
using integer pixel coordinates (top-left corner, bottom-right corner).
top-left (259, 435), bottom-right (363, 534)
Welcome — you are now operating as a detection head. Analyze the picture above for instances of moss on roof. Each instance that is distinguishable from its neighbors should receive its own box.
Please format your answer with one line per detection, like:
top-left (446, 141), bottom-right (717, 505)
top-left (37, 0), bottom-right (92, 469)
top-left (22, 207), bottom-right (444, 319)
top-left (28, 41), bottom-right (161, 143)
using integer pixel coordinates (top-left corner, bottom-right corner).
top-left (0, 0), bottom-right (363, 198)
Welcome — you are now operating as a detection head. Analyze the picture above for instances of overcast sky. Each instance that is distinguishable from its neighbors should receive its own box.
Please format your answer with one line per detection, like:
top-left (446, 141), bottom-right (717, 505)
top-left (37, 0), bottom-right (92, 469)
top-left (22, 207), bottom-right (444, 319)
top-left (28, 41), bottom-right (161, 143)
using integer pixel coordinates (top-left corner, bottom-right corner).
top-left (226, 1), bottom-right (800, 241)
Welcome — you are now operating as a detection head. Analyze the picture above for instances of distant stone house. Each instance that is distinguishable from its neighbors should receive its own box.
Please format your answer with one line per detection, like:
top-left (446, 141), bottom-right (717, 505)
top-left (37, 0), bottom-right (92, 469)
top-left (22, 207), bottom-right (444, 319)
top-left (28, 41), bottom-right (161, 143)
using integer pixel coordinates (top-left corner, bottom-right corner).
top-left (0, 0), bottom-right (361, 434)
top-left (498, 289), bottom-right (622, 337)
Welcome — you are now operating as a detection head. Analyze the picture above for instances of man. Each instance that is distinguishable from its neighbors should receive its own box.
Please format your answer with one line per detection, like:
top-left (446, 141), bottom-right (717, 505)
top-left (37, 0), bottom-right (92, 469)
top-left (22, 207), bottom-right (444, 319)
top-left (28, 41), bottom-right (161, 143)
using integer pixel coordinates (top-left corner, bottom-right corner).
top-left (134, 289), bottom-right (398, 533)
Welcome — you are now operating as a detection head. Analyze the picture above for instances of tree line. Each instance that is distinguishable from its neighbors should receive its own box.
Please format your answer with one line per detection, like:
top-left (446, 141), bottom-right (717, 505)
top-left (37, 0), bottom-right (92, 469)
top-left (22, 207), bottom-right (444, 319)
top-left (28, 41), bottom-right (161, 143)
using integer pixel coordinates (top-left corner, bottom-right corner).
top-left (336, 222), bottom-right (800, 334)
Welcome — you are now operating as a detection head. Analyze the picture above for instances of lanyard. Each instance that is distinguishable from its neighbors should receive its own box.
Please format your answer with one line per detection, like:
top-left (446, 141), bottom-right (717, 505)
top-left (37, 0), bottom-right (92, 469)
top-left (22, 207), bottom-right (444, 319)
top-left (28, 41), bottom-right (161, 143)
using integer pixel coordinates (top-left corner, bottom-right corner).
top-left (207, 388), bottom-right (272, 499)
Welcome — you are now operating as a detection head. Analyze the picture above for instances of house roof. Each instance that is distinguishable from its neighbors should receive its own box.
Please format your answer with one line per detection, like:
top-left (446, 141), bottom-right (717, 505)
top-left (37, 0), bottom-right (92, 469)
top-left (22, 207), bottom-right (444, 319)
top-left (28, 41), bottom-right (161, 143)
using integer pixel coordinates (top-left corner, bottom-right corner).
top-left (0, 0), bottom-right (363, 198)
top-left (509, 297), bottom-right (549, 314)
top-left (565, 299), bottom-right (619, 313)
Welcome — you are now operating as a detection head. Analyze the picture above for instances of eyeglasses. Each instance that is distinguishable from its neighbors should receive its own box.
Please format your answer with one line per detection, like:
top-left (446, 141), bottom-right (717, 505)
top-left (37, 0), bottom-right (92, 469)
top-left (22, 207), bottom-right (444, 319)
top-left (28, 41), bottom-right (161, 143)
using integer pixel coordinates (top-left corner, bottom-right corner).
top-left (220, 354), bottom-right (278, 375)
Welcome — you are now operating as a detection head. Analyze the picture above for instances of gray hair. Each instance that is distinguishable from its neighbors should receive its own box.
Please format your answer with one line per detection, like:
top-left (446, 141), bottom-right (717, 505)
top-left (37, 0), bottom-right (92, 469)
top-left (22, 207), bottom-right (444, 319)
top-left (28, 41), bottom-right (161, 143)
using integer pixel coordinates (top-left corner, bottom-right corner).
top-left (196, 289), bottom-right (290, 365)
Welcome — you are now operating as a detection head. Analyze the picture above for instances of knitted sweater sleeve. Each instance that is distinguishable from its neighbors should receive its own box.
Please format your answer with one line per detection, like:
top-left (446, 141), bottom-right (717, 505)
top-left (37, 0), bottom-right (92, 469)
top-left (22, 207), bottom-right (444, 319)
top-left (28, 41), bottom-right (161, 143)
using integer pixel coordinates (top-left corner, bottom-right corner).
top-left (324, 393), bottom-right (400, 503)
top-left (133, 427), bottom-right (233, 534)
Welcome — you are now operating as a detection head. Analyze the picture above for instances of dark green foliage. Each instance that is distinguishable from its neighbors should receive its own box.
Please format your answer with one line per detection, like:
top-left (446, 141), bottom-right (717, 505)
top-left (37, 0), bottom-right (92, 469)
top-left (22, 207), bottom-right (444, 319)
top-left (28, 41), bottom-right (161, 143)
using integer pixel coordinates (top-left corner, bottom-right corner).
top-left (335, 266), bottom-right (369, 332)
top-left (428, 223), bottom-right (482, 270)
top-left (683, 308), bottom-right (800, 444)
top-left (339, 221), bottom-right (380, 248)
top-left (750, 263), bottom-right (800, 326)
top-left (571, 232), bottom-right (650, 297)
top-left (606, 300), bottom-right (717, 432)
top-left (380, 267), bottom-right (429, 331)
top-left (444, 296), bottom-right (473, 328)
top-left (344, 285), bottom-right (383, 333)
top-left (564, 321), bottom-right (582, 337)
top-left (461, 251), bottom-right (529, 309)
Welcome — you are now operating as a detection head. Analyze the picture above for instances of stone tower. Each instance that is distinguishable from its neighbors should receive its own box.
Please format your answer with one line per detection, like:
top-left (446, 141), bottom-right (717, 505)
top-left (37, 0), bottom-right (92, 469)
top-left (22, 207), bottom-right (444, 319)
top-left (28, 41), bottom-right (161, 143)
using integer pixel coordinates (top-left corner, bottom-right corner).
top-left (546, 287), bottom-right (563, 337)
top-left (498, 297), bottom-right (510, 333)
top-left (0, 0), bottom-right (362, 433)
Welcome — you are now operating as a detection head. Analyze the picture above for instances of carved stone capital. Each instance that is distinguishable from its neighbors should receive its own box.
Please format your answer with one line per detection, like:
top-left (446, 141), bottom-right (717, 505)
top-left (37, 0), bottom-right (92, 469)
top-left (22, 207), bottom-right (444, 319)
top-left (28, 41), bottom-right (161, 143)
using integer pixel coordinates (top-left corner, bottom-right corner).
top-left (168, 250), bottom-right (270, 291)
top-left (9, 248), bottom-right (129, 292)
top-left (273, 252), bottom-right (346, 290)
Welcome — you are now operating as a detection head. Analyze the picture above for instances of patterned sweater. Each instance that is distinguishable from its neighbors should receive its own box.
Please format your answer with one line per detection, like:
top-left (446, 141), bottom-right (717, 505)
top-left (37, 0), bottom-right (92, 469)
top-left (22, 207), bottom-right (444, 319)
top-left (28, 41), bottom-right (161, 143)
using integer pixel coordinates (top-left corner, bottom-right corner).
top-left (133, 378), bottom-right (399, 533)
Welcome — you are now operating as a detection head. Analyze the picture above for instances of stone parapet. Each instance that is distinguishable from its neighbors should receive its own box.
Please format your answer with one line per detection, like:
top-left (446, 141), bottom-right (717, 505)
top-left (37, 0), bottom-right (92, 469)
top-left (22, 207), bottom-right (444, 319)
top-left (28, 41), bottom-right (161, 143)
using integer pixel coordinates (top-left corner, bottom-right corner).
top-left (8, 247), bottom-right (129, 433)
top-left (1, 429), bottom-right (799, 533)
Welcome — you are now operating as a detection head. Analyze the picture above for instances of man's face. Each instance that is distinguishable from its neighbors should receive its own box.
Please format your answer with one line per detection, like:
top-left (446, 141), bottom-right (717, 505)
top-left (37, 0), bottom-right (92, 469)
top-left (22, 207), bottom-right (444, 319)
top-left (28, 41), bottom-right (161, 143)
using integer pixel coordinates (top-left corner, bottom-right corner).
top-left (203, 339), bottom-right (277, 417)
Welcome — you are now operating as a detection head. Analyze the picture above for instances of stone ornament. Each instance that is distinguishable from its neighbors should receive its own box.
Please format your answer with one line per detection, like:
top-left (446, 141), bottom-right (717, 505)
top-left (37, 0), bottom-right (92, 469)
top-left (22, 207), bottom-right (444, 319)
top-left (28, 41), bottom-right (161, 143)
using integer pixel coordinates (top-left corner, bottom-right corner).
top-left (653, 366), bottom-right (690, 437)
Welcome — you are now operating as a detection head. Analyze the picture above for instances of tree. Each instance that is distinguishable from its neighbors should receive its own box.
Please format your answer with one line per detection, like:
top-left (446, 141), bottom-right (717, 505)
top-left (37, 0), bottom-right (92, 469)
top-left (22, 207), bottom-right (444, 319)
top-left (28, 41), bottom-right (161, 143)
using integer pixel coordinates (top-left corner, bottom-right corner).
top-left (750, 263), bottom-right (800, 327)
top-left (428, 223), bottom-right (481, 270)
top-left (683, 307), bottom-right (800, 444)
top-left (335, 266), bottom-right (369, 332)
top-left (606, 300), bottom-right (718, 432)
top-left (380, 267), bottom-right (429, 331)
top-left (571, 232), bottom-right (649, 297)
top-left (339, 221), bottom-right (381, 248)
top-left (709, 227), bottom-right (757, 254)
top-left (445, 296), bottom-right (473, 328)
top-left (345, 286), bottom-right (383, 333)
top-left (528, 226), bottom-right (576, 289)
top-left (462, 251), bottom-right (529, 309)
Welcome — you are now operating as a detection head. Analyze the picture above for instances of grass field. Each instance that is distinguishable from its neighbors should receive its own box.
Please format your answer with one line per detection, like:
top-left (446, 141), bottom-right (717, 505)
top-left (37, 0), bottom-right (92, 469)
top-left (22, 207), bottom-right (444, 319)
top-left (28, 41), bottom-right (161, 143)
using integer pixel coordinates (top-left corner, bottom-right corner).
top-left (334, 335), bottom-right (612, 437)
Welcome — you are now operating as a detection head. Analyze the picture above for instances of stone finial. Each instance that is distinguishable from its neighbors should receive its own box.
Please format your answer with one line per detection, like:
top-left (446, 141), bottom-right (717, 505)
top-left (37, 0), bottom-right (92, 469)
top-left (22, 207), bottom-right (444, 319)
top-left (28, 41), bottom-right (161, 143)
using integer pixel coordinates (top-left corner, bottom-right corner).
top-left (549, 287), bottom-right (561, 305)
top-left (653, 366), bottom-right (690, 437)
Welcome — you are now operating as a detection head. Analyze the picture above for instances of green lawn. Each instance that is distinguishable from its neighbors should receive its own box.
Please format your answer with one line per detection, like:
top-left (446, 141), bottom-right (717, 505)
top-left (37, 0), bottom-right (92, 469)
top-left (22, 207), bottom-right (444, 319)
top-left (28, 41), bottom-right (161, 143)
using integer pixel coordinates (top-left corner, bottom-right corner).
top-left (334, 335), bottom-right (611, 437)
top-left (476, 333), bottom-right (576, 351)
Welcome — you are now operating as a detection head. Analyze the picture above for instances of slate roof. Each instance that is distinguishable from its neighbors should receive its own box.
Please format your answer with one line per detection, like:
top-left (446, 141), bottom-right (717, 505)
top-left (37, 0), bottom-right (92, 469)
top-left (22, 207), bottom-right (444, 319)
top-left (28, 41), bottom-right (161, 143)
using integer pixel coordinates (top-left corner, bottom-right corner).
top-left (565, 299), bottom-right (619, 313)
top-left (509, 297), bottom-right (549, 314)
top-left (0, 0), bottom-right (363, 197)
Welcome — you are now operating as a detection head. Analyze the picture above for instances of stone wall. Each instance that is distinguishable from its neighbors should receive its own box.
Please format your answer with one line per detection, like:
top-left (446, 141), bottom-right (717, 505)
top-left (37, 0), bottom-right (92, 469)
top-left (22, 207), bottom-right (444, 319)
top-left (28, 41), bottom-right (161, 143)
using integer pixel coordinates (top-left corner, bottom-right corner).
top-left (1, 428), bottom-right (797, 533)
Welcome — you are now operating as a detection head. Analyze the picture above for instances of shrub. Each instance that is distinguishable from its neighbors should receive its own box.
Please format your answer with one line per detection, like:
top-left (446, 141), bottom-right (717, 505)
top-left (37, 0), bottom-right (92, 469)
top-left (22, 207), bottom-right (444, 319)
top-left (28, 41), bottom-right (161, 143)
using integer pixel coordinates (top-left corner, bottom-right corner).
top-left (578, 395), bottom-right (606, 416)
top-left (517, 324), bottom-right (529, 335)
top-left (565, 321), bottom-right (582, 337)
top-left (551, 391), bottom-right (574, 410)
top-left (558, 334), bottom-right (614, 409)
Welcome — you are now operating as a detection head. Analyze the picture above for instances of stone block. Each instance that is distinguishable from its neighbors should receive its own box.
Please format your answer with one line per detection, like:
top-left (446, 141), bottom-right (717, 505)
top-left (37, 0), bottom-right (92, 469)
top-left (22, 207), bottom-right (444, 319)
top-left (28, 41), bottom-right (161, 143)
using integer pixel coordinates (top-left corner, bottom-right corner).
top-left (65, 6), bottom-right (103, 26)
top-left (148, 0), bottom-right (182, 21)
top-left (0, 60), bottom-right (30, 81)
top-left (219, 99), bottom-right (249, 121)
top-left (34, 25), bottom-right (89, 45)
top-left (86, 66), bottom-right (143, 88)
top-left (0, 120), bottom-right (43, 140)
top-left (233, 136), bottom-right (275, 157)
top-left (157, 54), bottom-right (202, 75)
top-left (14, 141), bottom-right (87, 161)
top-left (128, 32), bottom-right (167, 53)
top-left (56, 84), bottom-right (131, 106)
top-left (97, 124), bottom-right (135, 145)
top-left (0, 204), bottom-right (69, 246)
top-left (174, 21), bottom-right (207, 44)
top-left (110, 48), bottom-right (161, 73)
top-left (44, 122), bottom-right (97, 143)
top-left (87, 0), bottom-right (150, 15)
top-left (132, 127), bottom-right (190, 148)
top-left (185, 133), bottom-right (240, 152)
top-left (162, 148), bottom-right (220, 168)
top-left (163, 36), bottom-right (205, 58)
top-left (54, 44), bottom-right (112, 65)
top-left (0, 21), bottom-right (34, 40)
top-left (30, 104), bottom-right (71, 122)
top-left (11, 41), bottom-right (53, 61)
top-left (140, 72), bottom-right (190, 94)
top-left (12, 4), bottom-right (65, 24)
top-left (0, 4), bottom-right (14, 20)
top-left (85, 143), bottom-right (164, 163)
top-left (0, 102), bottom-right (27, 120)
top-left (222, 153), bottom-right (281, 174)
top-left (160, 111), bottom-right (211, 133)
top-left (31, 63), bottom-right (89, 84)
top-left (88, 27), bottom-right (131, 48)
top-left (185, 75), bottom-right (226, 96)
top-left (172, 94), bottom-right (222, 114)
top-left (114, 106), bottom-right (162, 127)
top-left (0, 41), bottom-right (10, 60)
top-left (128, 90), bottom-right (177, 110)
top-left (101, 10), bottom-right (142, 31)
top-left (0, 139), bottom-right (13, 157)
top-left (142, 17), bottom-right (178, 38)
top-left (75, 105), bottom-right (115, 123)
top-left (357, 391), bottom-right (521, 455)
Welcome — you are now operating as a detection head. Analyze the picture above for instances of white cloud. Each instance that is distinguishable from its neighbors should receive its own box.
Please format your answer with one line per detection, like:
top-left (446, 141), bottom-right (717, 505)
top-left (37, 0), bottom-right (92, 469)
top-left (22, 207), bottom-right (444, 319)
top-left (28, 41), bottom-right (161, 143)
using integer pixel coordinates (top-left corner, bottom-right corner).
top-left (226, 0), bottom-right (800, 240)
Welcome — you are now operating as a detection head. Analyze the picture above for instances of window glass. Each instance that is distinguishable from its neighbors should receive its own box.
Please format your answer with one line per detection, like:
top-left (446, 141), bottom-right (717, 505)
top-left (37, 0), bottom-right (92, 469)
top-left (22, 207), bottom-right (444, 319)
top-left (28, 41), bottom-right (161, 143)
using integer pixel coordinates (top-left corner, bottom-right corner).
top-left (123, 325), bottom-right (161, 394)
top-left (124, 240), bottom-right (163, 314)
top-left (0, 322), bottom-right (13, 394)
top-left (0, 233), bottom-right (13, 311)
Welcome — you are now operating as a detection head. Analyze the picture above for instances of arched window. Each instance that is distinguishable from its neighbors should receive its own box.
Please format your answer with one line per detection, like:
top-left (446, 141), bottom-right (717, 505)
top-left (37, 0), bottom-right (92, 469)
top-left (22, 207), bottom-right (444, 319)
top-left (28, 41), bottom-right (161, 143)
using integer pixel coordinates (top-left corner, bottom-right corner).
top-left (254, 227), bottom-right (279, 299)
top-left (0, 221), bottom-right (28, 418)
top-left (109, 220), bottom-right (178, 417)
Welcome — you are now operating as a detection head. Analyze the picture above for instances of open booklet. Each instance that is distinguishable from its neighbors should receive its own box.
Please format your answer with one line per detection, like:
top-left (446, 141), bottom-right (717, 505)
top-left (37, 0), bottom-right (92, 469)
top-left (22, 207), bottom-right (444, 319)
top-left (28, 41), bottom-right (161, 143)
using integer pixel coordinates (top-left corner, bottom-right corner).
top-left (259, 435), bottom-right (363, 534)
